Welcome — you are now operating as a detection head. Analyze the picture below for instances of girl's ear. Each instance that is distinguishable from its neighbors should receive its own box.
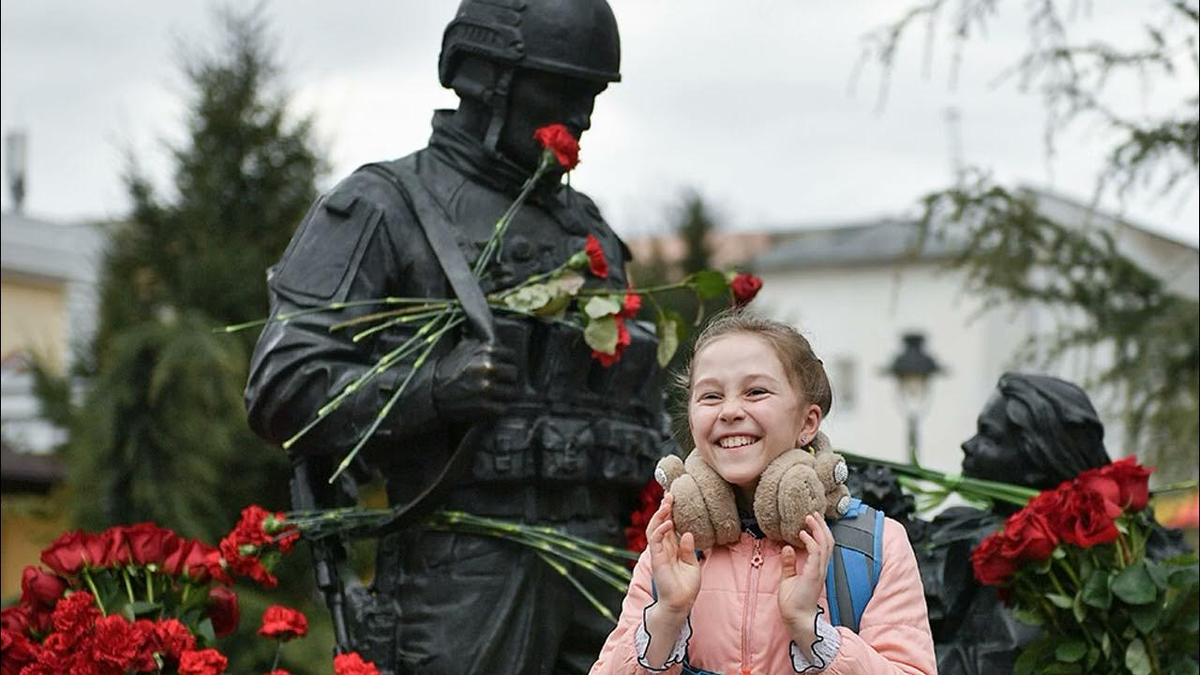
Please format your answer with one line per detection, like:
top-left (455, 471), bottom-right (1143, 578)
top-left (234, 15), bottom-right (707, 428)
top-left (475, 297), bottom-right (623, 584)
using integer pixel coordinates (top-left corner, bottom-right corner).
top-left (796, 402), bottom-right (823, 447)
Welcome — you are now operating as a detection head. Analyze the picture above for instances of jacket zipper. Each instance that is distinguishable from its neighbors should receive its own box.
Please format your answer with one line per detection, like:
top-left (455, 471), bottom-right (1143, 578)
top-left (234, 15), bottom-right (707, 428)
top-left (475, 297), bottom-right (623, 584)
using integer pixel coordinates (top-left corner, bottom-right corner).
top-left (740, 538), bottom-right (764, 675)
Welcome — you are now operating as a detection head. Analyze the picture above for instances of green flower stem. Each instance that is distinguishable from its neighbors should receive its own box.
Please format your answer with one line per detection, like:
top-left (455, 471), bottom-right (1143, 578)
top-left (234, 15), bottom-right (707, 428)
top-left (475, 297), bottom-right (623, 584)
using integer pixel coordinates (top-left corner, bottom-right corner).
top-left (842, 452), bottom-right (1038, 506)
top-left (576, 280), bottom-right (693, 297)
top-left (120, 568), bottom-right (134, 603)
top-left (220, 296), bottom-right (454, 333)
top-left (145, 568), bottom-right (155, 604)
top-left (272, 641), bottom-right (282, 672)
top-left (440, 511), bottom-right (638, 560)
top-left (330, 302), bottom-right (454, 333)
top-left (536, 552), bottom-right (618, 625)
top-left (491, 261), bottom-right (575, 299)
top-left (282, 310), bottom-right (454, 452)
top-left (328, 314), bottom-right (464, 484)
top-left (82, 569), bottom-right (107, 615)
top-left (181, 583), bottom-right (192, 606)
top-left (351, 309), bottom-right (451, 343)
top-left (474, 154), bottom-right (552, 277)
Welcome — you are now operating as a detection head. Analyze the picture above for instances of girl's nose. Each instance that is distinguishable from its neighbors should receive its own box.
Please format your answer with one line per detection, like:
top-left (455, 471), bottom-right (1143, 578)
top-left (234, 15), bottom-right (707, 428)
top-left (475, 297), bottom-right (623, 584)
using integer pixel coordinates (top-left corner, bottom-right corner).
top-left (718, 399), bottom-right (745, 422)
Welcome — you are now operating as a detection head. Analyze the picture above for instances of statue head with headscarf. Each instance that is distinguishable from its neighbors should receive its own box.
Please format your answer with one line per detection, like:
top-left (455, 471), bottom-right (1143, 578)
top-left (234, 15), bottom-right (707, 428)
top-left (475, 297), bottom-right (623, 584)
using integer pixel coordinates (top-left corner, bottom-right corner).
top-left (961, 372), bottom-right (1111, 493)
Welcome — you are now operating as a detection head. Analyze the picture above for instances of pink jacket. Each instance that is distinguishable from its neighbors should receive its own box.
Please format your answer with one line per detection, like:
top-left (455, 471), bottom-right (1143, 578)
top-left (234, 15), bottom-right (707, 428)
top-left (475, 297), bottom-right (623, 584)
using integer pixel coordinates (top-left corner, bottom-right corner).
top-left (591, 517), bottom-right (936, 675)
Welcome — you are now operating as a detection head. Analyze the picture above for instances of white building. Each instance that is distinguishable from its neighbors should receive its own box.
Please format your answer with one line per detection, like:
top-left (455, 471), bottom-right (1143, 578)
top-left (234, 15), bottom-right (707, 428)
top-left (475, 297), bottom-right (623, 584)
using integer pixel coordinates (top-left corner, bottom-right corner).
top-left (748, 188), bottom-right (1199, 475)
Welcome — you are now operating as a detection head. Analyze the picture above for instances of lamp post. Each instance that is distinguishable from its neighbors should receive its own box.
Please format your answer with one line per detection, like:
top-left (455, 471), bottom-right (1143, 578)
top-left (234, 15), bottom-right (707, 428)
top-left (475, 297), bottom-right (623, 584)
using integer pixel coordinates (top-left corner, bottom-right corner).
top-left (884, 332), bottom-right (943, 466)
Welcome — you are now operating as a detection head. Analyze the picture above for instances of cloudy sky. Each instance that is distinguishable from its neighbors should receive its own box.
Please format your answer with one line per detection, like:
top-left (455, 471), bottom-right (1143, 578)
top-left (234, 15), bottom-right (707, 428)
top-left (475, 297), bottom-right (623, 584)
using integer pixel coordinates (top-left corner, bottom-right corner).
top-left (2, 1), bottom-right (1196, 246)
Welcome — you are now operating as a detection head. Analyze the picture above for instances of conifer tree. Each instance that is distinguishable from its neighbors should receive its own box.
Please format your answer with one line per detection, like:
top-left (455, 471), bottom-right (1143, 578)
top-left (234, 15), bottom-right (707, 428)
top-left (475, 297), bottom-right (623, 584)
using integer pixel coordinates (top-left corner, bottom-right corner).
top-left (40, 7), bottom-right (333, 670)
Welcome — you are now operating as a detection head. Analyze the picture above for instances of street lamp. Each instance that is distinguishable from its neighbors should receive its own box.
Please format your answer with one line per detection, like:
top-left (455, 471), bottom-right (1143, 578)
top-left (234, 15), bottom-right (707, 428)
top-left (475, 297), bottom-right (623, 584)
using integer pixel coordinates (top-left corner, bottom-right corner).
top-left (884, 332), bottom-right (944, 466)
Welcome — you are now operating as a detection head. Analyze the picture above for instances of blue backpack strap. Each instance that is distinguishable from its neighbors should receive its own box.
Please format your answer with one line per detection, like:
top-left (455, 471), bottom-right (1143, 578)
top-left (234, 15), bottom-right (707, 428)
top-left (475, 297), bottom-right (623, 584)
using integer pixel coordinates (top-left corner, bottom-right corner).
top-left (824, 498), bottom-right (885, 632)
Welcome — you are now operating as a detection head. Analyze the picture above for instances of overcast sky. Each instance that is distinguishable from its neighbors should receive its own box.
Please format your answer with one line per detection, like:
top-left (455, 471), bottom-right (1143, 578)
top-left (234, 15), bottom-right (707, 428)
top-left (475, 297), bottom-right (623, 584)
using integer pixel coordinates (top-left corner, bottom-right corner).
top-left (2, 1), bottom-right (1197, 246)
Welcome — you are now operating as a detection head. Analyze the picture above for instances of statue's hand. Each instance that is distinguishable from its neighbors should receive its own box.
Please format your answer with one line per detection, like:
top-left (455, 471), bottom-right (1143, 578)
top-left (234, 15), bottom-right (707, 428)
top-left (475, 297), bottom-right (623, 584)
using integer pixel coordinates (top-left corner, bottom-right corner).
top-left (433, 339), bottom-right (519, 422)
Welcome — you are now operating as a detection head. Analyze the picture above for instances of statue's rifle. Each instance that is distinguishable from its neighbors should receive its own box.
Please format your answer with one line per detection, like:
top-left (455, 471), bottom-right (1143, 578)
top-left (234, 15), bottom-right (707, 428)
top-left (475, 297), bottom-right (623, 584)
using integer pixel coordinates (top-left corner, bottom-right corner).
top-left (290, 458), bottom-right (353, 653)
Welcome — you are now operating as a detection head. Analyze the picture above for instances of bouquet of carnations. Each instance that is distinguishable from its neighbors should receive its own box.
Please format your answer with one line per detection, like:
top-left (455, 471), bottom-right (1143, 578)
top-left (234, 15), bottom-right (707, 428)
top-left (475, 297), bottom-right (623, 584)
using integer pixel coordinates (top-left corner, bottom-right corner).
top-left (0, 507), bottom-right (382, 675)
top-left (970, 458), bottom-right (1199, 675)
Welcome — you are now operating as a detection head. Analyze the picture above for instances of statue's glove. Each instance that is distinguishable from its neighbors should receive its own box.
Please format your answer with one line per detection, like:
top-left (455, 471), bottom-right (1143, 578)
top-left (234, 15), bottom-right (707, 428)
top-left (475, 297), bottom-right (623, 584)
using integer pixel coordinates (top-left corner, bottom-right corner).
top-left (432, 339), bottom-right (519, 422)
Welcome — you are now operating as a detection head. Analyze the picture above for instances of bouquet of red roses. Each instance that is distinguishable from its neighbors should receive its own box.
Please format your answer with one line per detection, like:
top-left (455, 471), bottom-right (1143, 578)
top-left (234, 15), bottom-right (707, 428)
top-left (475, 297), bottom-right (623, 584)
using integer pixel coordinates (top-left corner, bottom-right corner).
top-left (971, 458), bottom-right (1199, 675)
top-left (0, 507), bottom-right (382, 675)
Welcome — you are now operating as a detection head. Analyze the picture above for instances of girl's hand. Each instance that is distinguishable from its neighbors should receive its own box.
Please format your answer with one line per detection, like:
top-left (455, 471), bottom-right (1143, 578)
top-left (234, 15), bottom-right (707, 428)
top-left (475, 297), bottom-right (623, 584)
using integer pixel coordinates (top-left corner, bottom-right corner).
top-left (778, 513), bottom-right (835, 640)
top-left (647, 492), bottom-right (701, 615)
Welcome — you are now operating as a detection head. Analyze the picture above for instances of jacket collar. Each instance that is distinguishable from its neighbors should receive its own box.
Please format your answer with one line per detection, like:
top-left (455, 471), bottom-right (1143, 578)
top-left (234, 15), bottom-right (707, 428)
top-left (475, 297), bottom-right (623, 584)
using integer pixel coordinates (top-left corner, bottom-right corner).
top-left (427, 110), bottom-right (566, 204)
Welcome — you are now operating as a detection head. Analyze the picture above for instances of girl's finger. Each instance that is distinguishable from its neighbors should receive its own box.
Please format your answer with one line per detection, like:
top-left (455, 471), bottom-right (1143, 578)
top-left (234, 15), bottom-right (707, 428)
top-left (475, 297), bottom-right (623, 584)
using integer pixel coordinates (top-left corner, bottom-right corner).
top-left (679, 531), bottom-right (697, 564)
top-left (780, 545), bottom-right (797, 579)
top-left (647, 493), bottom-right (673, 532)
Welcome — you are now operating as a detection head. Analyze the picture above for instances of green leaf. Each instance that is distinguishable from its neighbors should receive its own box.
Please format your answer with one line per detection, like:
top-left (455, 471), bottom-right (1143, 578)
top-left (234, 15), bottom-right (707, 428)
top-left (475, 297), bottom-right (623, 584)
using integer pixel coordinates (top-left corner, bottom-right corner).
top-left (548, 269), bottom-right (585, 297)
top-left (655, 314), bottom-right (680, 368)
top-left (503, 284), bottom-right (553, 313)
top-left (692, 270), bottom-right (728, 300)
top-left (1046, 592), bottom-right (1074, 609)
top-left (1012, 606), bottom-right (1046, 626)
top-left (583, 296), bottom-right (621, 319)
top-left (1113, 564), bottom-right (1158, 605)
top-left (1129, 602), bottom-right (1161, 634)
top-left (584, 315), bottom-right (619, 354)
top-left (1125, 638), bottom-right (1152, 675)
top-left (128, 600), bottom-right (163, 617)
top-left (1014, 636), bottom-right (1059, 675)
top-left (1082, 569), bottom-right (1113, 609)
top-left (196, 617), bottom-right (217, 647)
top-left (1146, 558), bottom-right (1171, 590)
top-left (1055, 641), bottom-right (1087, 663)
top-left (1072, 591), bottom-right (1087, 623)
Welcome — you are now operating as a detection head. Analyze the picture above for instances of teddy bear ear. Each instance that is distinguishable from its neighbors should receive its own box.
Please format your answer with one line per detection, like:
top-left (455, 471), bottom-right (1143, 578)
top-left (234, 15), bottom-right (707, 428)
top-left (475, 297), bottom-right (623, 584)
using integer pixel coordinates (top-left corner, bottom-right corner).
top-left (754, 449), bottom-right (808, 541)
top-left (655, 455), bottom-right (686, 489)
top-left (824, 485), bottom-right (852, 520)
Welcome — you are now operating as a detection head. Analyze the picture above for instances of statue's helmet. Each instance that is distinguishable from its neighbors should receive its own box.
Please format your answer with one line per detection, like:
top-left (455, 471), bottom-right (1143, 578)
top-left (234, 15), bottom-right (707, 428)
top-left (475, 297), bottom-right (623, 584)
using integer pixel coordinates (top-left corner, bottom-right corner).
top-left (438, 0), bottom-right (621, 93)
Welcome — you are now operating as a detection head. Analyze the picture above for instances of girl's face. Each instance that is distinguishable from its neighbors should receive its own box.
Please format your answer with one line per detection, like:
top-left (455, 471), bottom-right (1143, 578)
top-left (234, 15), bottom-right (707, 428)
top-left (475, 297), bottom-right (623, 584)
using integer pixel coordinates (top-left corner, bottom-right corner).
top-left (688, 333), bottom-right (822, 497)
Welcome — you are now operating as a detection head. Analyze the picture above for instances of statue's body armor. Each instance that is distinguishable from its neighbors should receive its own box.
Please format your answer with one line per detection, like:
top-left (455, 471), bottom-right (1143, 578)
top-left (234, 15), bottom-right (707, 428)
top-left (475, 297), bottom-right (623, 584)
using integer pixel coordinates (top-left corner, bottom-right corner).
top-left (245, 113), bottom-right (673, 673)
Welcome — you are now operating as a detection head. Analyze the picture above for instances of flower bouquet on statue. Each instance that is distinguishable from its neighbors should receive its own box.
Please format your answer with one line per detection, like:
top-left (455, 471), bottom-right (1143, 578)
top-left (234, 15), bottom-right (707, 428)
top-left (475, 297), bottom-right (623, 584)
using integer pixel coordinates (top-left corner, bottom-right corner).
top-left (226, 122), bottom-right (762, 484)
top-left (0, 507), bottom-right (384, 674)
top-left (970, 458), bottom-right (1199, 675)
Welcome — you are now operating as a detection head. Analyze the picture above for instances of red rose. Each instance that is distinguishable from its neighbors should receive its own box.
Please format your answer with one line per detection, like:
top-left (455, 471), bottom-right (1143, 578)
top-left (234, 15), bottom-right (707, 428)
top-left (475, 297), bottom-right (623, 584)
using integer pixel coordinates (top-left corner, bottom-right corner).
top-left (532, 123), bottom-right (580, 170)
top-left (619, 289), bottom-right (641, 319)
top-left (1, 605), bottom-right (32, 635)
top-left (90, 614), bottom-right (142, 670)
top-left (1100, 457), bottom-right (1153, 512)
top-left (998, 508), bottom-right (1059, 563)
top-left (51, 591), bottom-right (101, 637)
top-left (258, 605), bottom-right (309, 641)
top-left (121, 522), bottom-right (183, 566)
top-left (20, 567), bottom-right (67, 609)
top-left (154, 618), bottom-right (197, 660)
top-left (265, 671), bottom-right (292, 675)
top-left (1076, 469), bottom-right (1124, 519)
top-left (1, 627), bottom-right (39, 673)
top-left (40, 531), bottom-right (90, 576)
top-left (178, 648), bottom-right (228, 675)
top-left (730, 273), bottom-right (763, 306)
top-left (592, 316), bottom-right (631, 367)
top-left (584, 234), bottom-right (608, 279)
top-left (334, 652), bottom-right (382, 675)
top-left (971, 531), bottom-right (1018, 586)
top-left (207, 587), bottom-right (240, 638)
top-left (1058, 483), bottom-right (1121, 548)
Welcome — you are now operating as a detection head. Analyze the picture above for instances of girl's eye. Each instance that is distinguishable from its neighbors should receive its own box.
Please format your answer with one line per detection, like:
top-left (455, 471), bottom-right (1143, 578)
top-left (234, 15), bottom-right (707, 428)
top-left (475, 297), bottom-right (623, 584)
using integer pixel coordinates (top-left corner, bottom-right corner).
top-left (747, 388), bottom-right (768, 397)
top-left (698, 392), bottom-right (721, 402)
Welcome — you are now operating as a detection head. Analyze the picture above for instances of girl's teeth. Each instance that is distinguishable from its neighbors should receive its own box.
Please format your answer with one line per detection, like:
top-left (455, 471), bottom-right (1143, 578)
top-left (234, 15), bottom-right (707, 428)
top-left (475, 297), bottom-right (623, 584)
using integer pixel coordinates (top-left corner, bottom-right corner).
top-left (719, 436), bottom-right (756, 448)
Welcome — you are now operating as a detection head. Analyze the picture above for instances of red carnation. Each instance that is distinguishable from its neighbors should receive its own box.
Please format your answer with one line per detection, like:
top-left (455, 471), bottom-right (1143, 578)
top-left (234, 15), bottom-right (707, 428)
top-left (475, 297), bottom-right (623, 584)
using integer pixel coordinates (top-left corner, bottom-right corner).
top-left (258, 605), bottom-right (309, 641)
top-left (1, 627), bottom-right (39, 672)
top-left (619, 289), bottom-right (641, 319)
top-left (625, 479), bottom-right (664, 555)
top-left (584, 234), bottom-right (608, 279)
top-left (265, 671), bottom-right (292, 675)
top-left (730, 273), bottom-right (763, 306)
top-left (208, 586), bottom-right (241, 638)
top-left (90, 614), bottom-right (143, 670)
top-left (532, 123), bottom-right (580, 170)
top-left (154, 618), bottom-right (197, 660)
top-left (592, 316), bottom-right (631, 368)
top-left (178, 648), bottom-right (228, 675)
top-left (20, 566), bottom-right (67, 609)
top-left (1, 605), bottom-right (32, 635)
top-left (334, 651), bottom-right (383, 675)
top-left (51, 591), bottom-right (101, 637)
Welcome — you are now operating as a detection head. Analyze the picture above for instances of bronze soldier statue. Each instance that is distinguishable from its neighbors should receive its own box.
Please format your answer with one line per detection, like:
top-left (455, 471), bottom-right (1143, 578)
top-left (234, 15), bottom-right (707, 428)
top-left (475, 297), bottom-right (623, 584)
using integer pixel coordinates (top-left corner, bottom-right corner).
top-left (244, 1), bottom-right (674, 672)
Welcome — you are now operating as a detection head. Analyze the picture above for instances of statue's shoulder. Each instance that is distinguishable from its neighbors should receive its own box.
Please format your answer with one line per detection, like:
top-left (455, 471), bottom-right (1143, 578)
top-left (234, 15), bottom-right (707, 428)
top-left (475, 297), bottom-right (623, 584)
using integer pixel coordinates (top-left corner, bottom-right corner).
top-left (562, 185), bottom-right (633, 263)
top-left (317, 153), bottom-right (425, 225)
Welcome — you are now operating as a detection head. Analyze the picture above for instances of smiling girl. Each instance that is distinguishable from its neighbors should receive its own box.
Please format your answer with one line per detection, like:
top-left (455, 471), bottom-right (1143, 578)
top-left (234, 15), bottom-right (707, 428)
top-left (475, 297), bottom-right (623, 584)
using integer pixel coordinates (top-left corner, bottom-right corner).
top-left (591, 310), bottom-right (935, 674)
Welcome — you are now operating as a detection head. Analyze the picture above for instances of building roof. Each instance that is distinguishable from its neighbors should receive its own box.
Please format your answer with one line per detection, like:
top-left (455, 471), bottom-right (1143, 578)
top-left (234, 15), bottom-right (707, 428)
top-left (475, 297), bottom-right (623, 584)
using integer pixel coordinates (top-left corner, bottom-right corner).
top-left (0, 440), bottom-right (65, 493)
top-left (1, 211), bottom-right (106, 283)
top-left (751, 218), bottom-right (963, 272)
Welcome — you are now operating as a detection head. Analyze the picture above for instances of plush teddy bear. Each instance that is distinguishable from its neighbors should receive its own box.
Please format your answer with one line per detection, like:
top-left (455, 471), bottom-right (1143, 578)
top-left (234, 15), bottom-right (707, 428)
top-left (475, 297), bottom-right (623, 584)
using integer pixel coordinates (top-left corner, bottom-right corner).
top-left (653, 431), bottom-right (851, 549)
